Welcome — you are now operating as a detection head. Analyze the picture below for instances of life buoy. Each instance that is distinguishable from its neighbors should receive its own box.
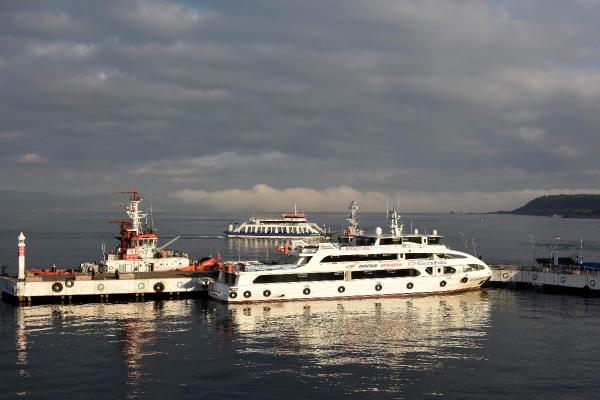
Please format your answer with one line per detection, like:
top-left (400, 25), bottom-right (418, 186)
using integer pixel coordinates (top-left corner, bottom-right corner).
top-left (590, 280), bottom-right (596, 287)
top-left (65, 280), bottom-right (74, 288)
top-left (338, 286), bottom-right (345, 293)
top-left (532, 274), bottom-right (538, 281)
top-left (229, 291), bottom-right (238, 299)
top-left (460, 277), bottom-right (468, 284)
top-left (406, 282), bottom-right (413, 290)
top-left (263, 290), bottom-right (271, 297)
top-left (440, 281), bottom-right (447, 287)
top-left (52, 282), bottom-right (63, 293)
top-left (153, 282), bottom-right (165, 293)
top-left (303, 288), bottom-right (311, 295)
top-left (560, 276), bottom-right (566, 284)
top-left (502, 273), bottom-right (509, 279)
top-left (375, 284), bottom-right (382, 291)
top-left (243, 290), bottom-right (251, 298)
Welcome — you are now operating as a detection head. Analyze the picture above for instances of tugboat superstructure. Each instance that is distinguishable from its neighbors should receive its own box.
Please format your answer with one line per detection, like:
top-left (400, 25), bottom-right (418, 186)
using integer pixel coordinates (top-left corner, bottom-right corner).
top-left (225, 206), bottom-right (331, 239)
top-left (338, 201), bottom-right (366, 243)
top-left (80, 190), bottom-right (190, 274)
top-left (210, 209), bottom-right (492, 303)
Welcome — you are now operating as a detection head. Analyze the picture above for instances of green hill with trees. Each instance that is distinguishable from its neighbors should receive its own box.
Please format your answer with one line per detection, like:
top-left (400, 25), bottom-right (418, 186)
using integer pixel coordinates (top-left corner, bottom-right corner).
top-left (508, 194), bottom-right (600, 218)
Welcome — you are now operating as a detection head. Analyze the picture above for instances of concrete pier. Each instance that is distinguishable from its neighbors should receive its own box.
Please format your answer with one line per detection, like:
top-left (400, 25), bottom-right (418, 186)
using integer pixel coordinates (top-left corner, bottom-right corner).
top-left (489, 264), bottom-right (600, 294)
top-left (0, 270), bottom-right (216, 305)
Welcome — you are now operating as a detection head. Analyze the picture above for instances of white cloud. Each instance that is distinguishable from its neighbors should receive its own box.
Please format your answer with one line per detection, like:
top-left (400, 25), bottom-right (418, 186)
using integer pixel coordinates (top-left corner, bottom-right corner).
top-left (552, 145), bottom-right (581, 160)
top-left (30, 42), bottom-right (95, 59)
top-left (516, 126), bottom-right (546, 142)
top-left (171, 184), bottom-right (600, 213)
top-left (135, 152), bottom-right (297, 176)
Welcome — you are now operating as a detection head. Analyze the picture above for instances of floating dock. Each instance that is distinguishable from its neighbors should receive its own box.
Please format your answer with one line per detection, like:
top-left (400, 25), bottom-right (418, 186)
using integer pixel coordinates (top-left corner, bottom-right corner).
top-left (0, 271), bottom-right (214, 304)
top-left (490, 264), bottom-right (600, 295)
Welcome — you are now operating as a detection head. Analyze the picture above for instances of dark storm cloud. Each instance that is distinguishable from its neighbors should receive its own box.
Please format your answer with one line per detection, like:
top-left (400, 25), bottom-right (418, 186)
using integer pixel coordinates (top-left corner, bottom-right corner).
top-left (1, 0), bottom-right (600, 211)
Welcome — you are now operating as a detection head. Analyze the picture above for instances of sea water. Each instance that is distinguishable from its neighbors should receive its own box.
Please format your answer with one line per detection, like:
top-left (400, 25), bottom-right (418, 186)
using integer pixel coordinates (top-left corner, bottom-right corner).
top-left (1, 211), bottom-right (600, 399)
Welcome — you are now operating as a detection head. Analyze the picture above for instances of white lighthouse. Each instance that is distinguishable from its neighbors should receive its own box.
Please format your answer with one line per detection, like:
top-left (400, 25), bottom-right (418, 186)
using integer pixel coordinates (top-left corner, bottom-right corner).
top-left (18, 232), bottom-right (25, 280)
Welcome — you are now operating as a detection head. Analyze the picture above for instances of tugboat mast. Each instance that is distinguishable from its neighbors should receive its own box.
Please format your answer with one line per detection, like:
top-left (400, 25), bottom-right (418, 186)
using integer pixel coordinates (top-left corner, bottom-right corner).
top-left (122, 189), bottom-right (147, 235)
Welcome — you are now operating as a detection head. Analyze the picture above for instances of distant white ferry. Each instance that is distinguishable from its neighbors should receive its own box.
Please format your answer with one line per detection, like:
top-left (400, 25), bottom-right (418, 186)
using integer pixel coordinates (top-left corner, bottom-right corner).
top-left (225, 206), bottom-right (331, 239)
top-left (210, 209), bottom-right (492, 303)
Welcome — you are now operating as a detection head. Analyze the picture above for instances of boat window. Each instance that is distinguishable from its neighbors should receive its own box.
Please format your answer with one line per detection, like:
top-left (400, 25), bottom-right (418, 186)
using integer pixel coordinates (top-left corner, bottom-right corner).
top-left (379, 238), bottom-right (403, 245)
top-left (355, 237), bottom-right (377, 246)
top-left (219, 272), bottom-right (237, 285)
top-left (425, 267), bottom-right (433, 275)
top-left (443, 266), bottom-right (456, 274)
top-left (320, 254), bottom-right (398, 263)
top-left (405, 253), bottom-right (433, 259)
top-left (351, 269), bottom-right (420, 279)
top-left (297, 256), bottom-right (312, 266)
top-left (428, 237), bottom-right (441, 244)
top-left (467, 263), bottom-right (486, 271)
top-left (253, 272), bottom-right (344, 284)
top-left (405, 237), bottom-right (422, 244)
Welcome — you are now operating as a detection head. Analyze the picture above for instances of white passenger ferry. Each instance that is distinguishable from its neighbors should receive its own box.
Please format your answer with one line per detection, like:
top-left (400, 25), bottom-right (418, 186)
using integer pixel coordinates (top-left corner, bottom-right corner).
top-left (210, 209), bottom-right (492, 303)
top-left (225, 206), bottom-right (331, 239)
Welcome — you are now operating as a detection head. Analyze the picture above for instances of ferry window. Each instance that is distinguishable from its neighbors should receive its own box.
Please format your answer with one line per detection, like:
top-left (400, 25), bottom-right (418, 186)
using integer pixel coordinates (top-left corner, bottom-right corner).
top-left (425, 267), bottom-right (433, 275)
top-left (443, 266), bottom-right (456, 274)
top-left (468, 264), bottom-right (485, 271)
top-left (320, 254), bottom-right (398, 263)
top-left (297, 256), bottom-right (312, 266)
top-left (220, 272), bottom-right (237, 285)
top-left (351, 269), bottom-right (420, 279)
top-left (428, 237), bottom-right (441, 244)
top-left (405, 253), bottom-right (433, 259)
top-left (406, 237), bottom-right (422, 244)
top-left (355, 237), bottom-right (377, 246)
top-left (380, 238), bottom-right (403, 245)
top-left (253, 272), bottom-right (344, 284)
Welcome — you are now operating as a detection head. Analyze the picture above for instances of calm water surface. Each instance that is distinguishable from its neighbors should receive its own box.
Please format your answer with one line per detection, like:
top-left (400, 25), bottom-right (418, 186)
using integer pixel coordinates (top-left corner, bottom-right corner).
top-left (1, 211), bottom-right (600, 399)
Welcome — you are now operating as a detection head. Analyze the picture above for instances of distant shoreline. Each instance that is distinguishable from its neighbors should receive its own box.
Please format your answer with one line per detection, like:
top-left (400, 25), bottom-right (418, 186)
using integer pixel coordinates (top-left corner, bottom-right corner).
top-left (493, 194), bottom-right (600, 219)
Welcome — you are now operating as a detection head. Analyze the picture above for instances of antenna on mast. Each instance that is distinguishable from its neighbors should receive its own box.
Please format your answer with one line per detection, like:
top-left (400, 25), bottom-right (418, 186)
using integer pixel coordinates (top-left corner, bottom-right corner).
top-left (386, 194), bottom-right (389, 219)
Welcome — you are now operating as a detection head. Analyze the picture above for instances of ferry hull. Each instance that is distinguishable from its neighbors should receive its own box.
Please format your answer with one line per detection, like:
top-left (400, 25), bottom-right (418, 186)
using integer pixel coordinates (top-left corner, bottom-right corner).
top-left (209, 275), bottom-right (490, 303)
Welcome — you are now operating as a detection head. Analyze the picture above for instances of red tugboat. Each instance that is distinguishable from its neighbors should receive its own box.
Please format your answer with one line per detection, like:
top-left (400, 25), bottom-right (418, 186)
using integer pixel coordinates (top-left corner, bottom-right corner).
top-left (80, 190), bottom-right (191, 274)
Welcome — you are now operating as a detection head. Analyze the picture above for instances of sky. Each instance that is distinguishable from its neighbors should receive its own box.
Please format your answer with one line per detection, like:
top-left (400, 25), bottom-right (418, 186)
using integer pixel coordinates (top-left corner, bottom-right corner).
top-left (1, 0), bottom-right (600, 212)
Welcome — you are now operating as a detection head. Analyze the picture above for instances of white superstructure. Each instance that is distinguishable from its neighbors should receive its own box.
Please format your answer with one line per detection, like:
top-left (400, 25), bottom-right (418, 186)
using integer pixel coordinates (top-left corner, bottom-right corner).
top-left (225, 206), bottom-right (331, 239)
top-left (210, 211), bottom-right (492, 303)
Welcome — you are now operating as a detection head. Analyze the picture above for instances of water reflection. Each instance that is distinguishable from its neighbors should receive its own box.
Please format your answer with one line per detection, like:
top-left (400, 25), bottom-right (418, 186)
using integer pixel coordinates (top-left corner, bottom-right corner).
top-left (11, 301), bottom-right (194, 399)
top-left (15, 307), bottom-right (28, 378)
top-left (221, 292), bottom-right (491, 371)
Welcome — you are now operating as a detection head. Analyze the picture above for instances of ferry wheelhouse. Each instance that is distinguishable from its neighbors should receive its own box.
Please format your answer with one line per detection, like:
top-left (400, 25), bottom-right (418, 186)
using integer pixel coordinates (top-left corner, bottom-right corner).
top-left (210, 209), bottom-right (491, 303)
top-left (225, 207), bottom-right (331, 239)
top-left (80, 190), bottom-right (190, 274)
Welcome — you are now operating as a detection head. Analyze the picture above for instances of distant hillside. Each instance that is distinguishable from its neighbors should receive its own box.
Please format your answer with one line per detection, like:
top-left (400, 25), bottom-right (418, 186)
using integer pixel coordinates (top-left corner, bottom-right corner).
top-left (508, 194), bottom-right (600, 218)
